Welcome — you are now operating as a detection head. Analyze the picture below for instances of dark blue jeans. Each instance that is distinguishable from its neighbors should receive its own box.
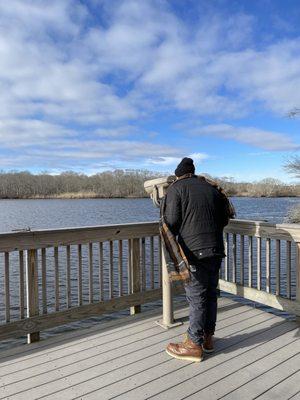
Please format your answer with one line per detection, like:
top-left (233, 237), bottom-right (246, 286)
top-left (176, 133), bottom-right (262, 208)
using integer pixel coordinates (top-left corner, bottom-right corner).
top-left (185, 256), bottom-right (222, 345)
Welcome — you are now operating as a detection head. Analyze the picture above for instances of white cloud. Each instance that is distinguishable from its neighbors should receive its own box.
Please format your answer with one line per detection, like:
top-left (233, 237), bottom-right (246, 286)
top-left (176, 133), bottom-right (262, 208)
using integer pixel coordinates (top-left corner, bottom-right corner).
top-left (147, 152), bottom-right (209, 167)
top-left (0, 0), bottom-right (299, 171)
top-left (191, 124), bottom-right (300, 151)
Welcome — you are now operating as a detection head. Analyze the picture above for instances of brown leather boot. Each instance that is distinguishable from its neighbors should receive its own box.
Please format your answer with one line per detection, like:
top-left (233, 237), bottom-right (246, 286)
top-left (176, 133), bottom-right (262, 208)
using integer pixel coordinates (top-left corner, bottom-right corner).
top-left (166, 336), bottom-right (204, 362)
top-left (202, 333), bottom-right (214, 353)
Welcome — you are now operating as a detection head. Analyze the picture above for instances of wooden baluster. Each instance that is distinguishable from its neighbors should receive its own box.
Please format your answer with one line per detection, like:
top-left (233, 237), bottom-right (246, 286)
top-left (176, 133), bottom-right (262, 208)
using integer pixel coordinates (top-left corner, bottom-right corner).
top-left (257, 237), bottom-right (262, 291)
top-left (118, 240), bottom-right (123, 296)
top-left (296, 242), bottom-right (300, 302)
top-left (158, 236), bottom-right (162, 288)
top-left (41, 248), bottom-right (47, 314)
top-left (99, 242), bottom-right (104, 301)
top-left (224, 232), bottom-right (229, 281)
top-left (232, 234), bottom-right (237, 283)
top-left (240, 235), bottom-right (244, 285)
top-left (109, 241), bottom-right (114, 299)
top-left (78, 244), bottom-right (82, 306)
top-left (286, 241), bottom-right (291, 299)
top-left (26, 249), bottom-right (39, 343)
top-left (130, 238), bottom-right (141, 315)
top-left (89, 243), bottom-right (94, 303)
top-left (19, 250), bottom-right (25, 319)
top-left (276, 239), bottom-right (281, 296)
top-left (248, 236), bottom-right (253, 287)
top-left (4, 252), bottom-right (10, 323)
top-left (127, 239), bottom-right (132, 295)
top-left (66, 245), bottom-right (71, 308)
top-left (141, 237), bottom-right (146, 291)
top-left (150, 236), bottom-right (154, 289)
top-left (266, 238), bottom-right (271, 293)
top-left (54, 247), bottom-right (59, 311)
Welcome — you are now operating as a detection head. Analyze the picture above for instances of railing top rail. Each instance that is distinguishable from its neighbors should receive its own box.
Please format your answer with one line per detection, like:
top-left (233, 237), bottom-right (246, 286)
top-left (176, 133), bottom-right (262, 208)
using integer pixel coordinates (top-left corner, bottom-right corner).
top-left (0, 221), bottom-right (160, 252)
top-left (225, 219), bottom-right (300, 242)
top-left (0, 219), bottom-right (299, 252)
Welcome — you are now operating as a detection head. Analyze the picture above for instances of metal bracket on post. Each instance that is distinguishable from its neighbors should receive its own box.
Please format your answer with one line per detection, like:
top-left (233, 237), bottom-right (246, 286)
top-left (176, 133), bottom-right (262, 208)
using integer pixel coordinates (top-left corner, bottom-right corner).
top-left (155, 242), bottom-right (183, 329)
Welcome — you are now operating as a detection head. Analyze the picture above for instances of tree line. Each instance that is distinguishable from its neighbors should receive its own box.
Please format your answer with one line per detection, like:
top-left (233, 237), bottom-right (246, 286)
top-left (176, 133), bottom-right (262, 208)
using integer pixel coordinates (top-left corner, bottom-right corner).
top-left (0, 169), bottom-right (299, 199)
top-left (0, 170), bottom-right (161, 199)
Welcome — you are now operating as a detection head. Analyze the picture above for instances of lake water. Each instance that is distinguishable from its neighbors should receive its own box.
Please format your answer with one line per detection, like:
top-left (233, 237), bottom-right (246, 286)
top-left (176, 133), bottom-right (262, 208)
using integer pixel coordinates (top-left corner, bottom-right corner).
top-left (0, 196), bottom-right (298, 232)
top-left (0, 197), bottom-right (299, 350)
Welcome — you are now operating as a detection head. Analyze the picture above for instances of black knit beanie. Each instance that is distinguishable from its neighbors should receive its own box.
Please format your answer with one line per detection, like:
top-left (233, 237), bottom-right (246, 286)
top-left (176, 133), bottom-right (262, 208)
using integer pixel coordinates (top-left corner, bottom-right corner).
top-left (175, 157), bottom-right (195, 177)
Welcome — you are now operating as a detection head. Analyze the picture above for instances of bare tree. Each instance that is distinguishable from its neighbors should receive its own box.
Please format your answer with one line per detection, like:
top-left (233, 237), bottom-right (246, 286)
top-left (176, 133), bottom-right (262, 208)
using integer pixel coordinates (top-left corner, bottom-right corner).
top-left (284, 156), bottom-right (300, 178)
top-left (287, 108), bottom-right (300, 118)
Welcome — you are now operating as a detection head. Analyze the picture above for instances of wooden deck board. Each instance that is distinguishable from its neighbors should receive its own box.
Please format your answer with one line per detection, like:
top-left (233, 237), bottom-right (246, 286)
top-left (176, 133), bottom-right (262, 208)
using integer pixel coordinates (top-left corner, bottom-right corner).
top-left (0, 302), bottom-right (250, 387)
top-left (0, 296), bottom-right (298, 400)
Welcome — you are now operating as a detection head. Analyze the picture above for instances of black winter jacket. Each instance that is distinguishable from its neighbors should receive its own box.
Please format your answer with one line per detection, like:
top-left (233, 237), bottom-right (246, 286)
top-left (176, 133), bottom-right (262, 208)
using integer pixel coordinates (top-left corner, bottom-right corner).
top-left (164, 175), bottom-right (229, 263)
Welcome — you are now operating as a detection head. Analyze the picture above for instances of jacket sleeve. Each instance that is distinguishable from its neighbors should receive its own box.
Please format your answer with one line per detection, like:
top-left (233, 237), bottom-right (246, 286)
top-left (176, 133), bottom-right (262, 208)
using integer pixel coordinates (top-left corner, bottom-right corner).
top-left (217, 194), bottom-right (230, 228)
top-left (163, 186), bottom-right (182, 235)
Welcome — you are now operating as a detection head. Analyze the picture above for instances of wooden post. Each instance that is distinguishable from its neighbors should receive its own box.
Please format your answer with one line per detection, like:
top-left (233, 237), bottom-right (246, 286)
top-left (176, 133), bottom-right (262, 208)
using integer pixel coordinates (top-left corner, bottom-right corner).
top-left (266, 238), bottom-right (271, 293)
top-left (25, 249), bottom-right (40, 343)
top-left (286, 241), bottom-right (291, 299)
top-left (155, 238), bottom-right (183, 329)
top-left (257, 237), bottom-right (261, 291)
top-left (224, 232), bottom-right (229, 281)
top-left (296, 242), bottom-right (300, 302)
top-left (240, 235), bottom-right (244, 285)
top-left (248, 236), bottom-right (253, 287)
top-left (130, 238), bottom-right (141, 315)
top-left (232, 234), bottom-right (237, 283)
top-left (19, 250), bottom-right (25, 319)
top-left (275, 239), bottom-right (281, 296)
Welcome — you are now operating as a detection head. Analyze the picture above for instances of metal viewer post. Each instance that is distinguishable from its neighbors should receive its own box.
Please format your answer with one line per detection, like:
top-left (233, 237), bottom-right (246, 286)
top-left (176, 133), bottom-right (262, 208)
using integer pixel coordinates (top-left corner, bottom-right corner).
top-left (144, 176), bottom-right (183, 329)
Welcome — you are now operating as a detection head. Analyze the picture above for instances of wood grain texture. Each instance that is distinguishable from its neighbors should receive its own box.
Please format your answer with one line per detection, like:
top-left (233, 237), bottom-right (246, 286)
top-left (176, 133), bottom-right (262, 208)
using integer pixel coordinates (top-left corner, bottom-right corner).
top-left (248, 235), bottom-right (253, 287)
top-left (4, 252), bottom-right (10, 323)
top-left (286, 240), bottom-right (292, 299)
top-left (54, 247), bottom-right (59, 311)
top-left (276, 239), bottom-right (281, 296)
top-left (0, 220), bottom-right (298, 252)
top-left (99, 242), bottom-right (104, 301)
top-left (266, 238), bottom-right (271, 293)
top-left (257, 236), bottom-right (262, 291)
top-left (66, 245), bottom-right (71, 308)
top-left (78, 244), bottom-right (82, 306)
top-left (41, 248), bottom-right (47, 314)
top-left (109, 241), bottom-right (114, 299)
top-left (89, 243), bottom-right (94, 303)
top-left (232, 234), bottom-right (236, 283)
top-left (19, 250), bottom-right (25, 319)
top-left (118, 240), bottom-right (123, 296)
top-left (219, 279), bottom-right (300, 316)
top-left (25, 249), bottom-right (40, 343)
top-left (0, 284), bottom-right (184, 340)
top-left (130, 238), bottom-right (141, 315)
top-left (240, 234), bottom-right (244, 286)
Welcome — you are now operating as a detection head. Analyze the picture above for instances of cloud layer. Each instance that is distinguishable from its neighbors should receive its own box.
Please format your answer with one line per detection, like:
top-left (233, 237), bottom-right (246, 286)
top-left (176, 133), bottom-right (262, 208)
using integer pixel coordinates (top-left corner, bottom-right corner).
top-left (0, 0), bottom-right (299, 171)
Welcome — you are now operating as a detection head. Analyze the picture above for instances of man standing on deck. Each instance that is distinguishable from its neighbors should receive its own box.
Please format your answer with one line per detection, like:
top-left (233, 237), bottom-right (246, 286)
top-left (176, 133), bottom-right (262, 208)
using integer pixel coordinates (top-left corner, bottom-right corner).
top-left (164, 157), bottom-right (230, 362)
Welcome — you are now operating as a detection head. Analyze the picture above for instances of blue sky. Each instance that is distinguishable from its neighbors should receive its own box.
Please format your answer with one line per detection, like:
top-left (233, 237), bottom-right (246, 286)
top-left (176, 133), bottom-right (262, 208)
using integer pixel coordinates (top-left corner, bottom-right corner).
top-left (0, 0), bottom-right (299, 182)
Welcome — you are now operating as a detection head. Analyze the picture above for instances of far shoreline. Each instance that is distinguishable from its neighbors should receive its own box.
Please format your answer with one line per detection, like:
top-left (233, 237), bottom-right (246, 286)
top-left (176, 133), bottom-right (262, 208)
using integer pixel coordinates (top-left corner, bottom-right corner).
top-left (0, 194), bottom-right (299, 200)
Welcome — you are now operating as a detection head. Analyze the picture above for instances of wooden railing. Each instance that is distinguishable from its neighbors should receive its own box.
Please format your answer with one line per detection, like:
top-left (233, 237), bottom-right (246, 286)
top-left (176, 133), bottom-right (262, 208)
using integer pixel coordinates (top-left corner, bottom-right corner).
top-left (221, 219), bottom-right (300, 316)
top-left (0, 219), bottom-right (299, 344)
top-left (0, 222), bottom-right (167, 343)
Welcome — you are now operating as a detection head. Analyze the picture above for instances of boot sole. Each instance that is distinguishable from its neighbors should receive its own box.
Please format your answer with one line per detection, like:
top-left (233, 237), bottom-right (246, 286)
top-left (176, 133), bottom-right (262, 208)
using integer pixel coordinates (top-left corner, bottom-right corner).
top-left (165, 348), bottom-right (204, 362)
top-left (202, 347), bottom-right (214, 354)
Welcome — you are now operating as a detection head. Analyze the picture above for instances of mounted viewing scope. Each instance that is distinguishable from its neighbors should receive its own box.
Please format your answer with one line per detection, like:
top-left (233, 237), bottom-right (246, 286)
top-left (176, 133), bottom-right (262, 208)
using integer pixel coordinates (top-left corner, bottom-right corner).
top-left (144, 175), bottom-right (176, 208)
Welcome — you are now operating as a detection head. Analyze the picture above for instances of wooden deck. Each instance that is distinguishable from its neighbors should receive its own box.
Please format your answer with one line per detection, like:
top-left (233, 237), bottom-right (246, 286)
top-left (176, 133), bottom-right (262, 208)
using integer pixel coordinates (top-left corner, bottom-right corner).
top-left (0, 296), bottom-right (299, 400)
